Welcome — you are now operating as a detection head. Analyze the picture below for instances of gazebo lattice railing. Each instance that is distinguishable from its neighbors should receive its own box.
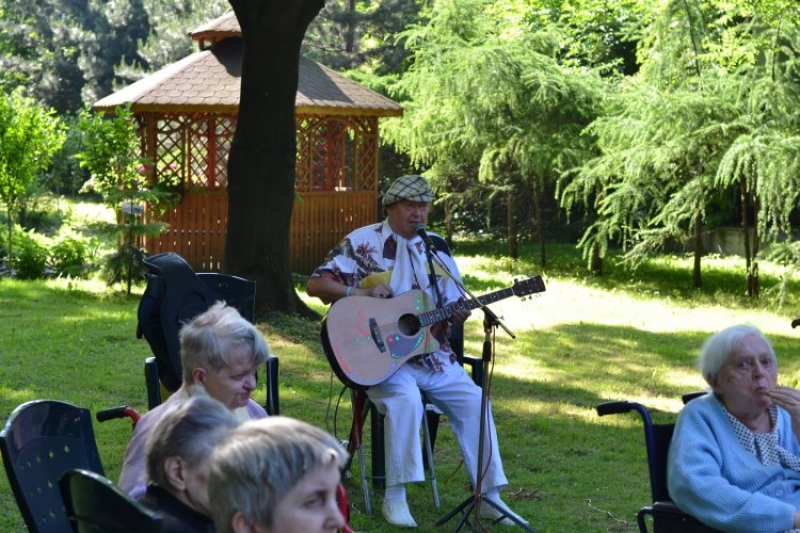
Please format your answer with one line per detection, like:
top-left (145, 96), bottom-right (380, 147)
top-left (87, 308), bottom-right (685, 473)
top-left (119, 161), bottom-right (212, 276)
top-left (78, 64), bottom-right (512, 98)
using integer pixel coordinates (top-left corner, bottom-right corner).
top-left (137, 111), bottom-right (379, 273)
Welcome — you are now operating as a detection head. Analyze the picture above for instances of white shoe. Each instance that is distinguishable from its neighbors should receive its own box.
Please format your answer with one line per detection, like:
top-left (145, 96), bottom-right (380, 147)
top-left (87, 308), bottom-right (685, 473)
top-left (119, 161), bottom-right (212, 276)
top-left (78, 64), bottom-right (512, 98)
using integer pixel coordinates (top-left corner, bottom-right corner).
top-left (479, 499), bottom-right (528, 526)
top-left (382, 499), bottom-right (418, 528)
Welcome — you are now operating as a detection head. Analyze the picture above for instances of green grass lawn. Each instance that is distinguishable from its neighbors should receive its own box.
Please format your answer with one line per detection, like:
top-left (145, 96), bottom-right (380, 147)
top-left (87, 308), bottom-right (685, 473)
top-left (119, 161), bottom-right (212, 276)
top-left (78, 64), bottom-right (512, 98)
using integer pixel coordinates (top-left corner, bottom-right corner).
top-left (2, 241), bottom-right (800, 532)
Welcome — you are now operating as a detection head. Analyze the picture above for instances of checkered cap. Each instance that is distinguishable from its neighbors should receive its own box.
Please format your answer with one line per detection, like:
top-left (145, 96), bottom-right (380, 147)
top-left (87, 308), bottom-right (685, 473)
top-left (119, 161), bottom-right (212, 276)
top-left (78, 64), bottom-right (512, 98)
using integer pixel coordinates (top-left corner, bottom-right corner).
top-left (382, 174), bottom-right (434, 205)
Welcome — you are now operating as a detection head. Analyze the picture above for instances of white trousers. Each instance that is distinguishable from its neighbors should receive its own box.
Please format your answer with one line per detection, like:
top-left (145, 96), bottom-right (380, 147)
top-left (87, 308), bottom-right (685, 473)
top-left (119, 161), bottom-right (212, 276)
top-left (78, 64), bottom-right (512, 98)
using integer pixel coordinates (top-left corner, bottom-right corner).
top-left (365, 361), bottom-right (508, 491)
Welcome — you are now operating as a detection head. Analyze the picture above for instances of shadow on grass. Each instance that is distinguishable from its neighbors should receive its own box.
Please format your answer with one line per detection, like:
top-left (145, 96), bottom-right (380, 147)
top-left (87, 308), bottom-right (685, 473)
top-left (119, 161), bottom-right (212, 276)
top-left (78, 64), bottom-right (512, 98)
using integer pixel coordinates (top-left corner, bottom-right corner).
top-left (4, 255), bottom-right (800, 532)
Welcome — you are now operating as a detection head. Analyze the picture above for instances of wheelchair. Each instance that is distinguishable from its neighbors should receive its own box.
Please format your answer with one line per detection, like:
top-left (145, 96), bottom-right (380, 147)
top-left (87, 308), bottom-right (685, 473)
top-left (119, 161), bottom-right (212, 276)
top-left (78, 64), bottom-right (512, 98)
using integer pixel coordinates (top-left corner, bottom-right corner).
top-left (596, 392), bottom-right (721, 533)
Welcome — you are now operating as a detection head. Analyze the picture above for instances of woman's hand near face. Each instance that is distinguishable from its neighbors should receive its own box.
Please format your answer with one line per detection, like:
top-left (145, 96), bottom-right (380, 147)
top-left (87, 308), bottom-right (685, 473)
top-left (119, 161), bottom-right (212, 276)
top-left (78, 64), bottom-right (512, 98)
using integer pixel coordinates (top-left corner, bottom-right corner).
top-left (769, 386), bottom-right (800, 413)
top-left (769, 386), bottom-right (800, 435)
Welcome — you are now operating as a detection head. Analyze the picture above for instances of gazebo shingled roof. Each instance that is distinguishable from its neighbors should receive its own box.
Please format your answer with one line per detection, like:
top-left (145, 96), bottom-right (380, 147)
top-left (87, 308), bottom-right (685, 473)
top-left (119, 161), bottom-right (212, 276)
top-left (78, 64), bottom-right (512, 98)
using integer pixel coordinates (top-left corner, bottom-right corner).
top-left (94, 20), bottom-right (402, 117)
top-left (191, 11), bottom-right (242, 41)
top-left (93, 12), bottom-right (403, 274)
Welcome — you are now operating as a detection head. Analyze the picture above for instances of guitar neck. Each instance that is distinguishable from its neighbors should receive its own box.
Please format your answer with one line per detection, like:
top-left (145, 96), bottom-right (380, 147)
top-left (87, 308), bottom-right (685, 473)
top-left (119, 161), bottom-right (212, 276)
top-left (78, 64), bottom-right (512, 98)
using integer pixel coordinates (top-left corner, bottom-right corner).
top-left (418, 287), bottom-right (517, 327)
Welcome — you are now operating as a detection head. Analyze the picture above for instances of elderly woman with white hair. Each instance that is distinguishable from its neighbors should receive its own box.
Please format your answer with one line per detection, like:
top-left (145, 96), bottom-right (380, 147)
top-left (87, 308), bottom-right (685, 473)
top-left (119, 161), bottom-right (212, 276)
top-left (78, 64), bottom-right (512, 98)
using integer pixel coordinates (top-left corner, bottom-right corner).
top-left (668, 324), bottom-right (800, 533)
top-left (208, 416), bottom-right (348, 533)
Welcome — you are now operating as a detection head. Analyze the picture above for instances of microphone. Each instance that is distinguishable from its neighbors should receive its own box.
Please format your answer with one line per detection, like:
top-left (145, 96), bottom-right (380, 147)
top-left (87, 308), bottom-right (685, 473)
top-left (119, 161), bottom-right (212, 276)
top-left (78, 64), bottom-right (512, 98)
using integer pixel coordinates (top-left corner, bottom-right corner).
top-left (414, 223), bottom-right (437, 251)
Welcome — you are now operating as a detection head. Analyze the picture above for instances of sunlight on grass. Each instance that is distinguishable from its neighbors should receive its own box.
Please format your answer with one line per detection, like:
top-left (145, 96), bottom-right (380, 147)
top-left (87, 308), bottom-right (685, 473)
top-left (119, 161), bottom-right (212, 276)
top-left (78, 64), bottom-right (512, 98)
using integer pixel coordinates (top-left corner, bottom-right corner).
top-left (5, 240), bottom-right (800, 532)
top-left (62, 197), bottom-right (116, 226)
top-left (45, 276), bottom-right (116, 294)
top-left (0, 386), bottom-right (37, 406)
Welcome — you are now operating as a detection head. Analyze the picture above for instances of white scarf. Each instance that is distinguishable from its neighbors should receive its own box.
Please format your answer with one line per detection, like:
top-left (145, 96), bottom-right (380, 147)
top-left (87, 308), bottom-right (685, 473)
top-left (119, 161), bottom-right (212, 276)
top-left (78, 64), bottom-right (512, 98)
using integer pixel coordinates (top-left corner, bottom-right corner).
top-left (389, 232), bottom-right (430, 296)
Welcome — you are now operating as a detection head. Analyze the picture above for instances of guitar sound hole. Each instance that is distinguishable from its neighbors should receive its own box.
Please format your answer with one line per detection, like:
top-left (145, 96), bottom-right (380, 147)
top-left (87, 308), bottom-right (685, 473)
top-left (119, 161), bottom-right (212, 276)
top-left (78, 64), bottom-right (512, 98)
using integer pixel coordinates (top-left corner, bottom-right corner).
top-left (398, 314), bottom-right (421, 336)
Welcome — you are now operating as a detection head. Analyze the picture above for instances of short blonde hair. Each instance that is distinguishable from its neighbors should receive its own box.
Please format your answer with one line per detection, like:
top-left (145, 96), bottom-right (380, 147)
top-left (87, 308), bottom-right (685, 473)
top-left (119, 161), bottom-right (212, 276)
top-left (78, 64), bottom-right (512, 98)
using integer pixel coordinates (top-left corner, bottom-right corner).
top-left (208, 416), bottom-right (347, 533)
top-left (179, 302), bottom-right (270, 383)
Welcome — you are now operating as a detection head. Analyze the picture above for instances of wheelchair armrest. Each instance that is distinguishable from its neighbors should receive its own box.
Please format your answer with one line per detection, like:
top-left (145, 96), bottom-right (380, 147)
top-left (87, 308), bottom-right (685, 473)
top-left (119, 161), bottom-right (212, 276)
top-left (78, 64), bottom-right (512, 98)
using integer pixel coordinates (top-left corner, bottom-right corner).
top-left (461, 354), bottom-right (484, 387)
top-left (265, 355), bottom-right (280, 416)
top-left (681, 390), bottom-right (708, 404)
top-left (144, 357), bottom-right (162, 410)
top-left (652, 500), bottom-right (683, 514)
top-left (649, 500), bottom-right (718, 531)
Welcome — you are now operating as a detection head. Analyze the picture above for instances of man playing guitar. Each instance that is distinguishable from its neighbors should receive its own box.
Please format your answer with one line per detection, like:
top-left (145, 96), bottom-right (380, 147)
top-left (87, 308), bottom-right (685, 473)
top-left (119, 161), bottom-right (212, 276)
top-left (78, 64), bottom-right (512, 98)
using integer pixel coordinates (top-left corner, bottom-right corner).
top-left (307, 174), bottom-right (527, 528)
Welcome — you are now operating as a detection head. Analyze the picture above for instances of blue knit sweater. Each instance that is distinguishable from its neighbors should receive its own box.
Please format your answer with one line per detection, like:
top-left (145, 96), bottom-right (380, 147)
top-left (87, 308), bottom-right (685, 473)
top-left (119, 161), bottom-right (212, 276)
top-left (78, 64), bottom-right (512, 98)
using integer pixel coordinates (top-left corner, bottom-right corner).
top-left (667, 393), bottom-right (800, 532)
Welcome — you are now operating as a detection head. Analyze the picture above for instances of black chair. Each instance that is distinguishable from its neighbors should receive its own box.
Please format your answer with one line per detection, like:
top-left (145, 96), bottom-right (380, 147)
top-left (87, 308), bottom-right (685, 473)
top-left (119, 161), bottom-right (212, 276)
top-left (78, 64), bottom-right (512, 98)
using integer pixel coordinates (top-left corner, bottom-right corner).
top-left (139, 263), bottom-right (280, 415)
top-left (197, 272), bottom-right (257, 323)
top-left (423, 323), bottom-right (484, 458)
top-left (596, 392), bottom-right (719, 533)
top-left (59, 468), bottom-right (163, 533)
top-left (0, 400), bottom-right (105, 533)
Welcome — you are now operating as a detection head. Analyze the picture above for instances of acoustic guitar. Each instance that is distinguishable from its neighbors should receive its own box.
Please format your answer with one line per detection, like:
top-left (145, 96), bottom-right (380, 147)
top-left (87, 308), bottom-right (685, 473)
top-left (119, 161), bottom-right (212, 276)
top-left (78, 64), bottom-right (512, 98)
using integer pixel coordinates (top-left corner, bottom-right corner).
top-left (321, 276), bottom-right (545, 389)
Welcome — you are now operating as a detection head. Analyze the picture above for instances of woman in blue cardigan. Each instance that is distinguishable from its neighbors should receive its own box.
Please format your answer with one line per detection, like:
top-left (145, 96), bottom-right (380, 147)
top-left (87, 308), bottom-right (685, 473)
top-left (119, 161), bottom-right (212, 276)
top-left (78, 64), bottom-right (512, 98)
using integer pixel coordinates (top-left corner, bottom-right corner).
top-left (668, 324), bottom-right (800, 533)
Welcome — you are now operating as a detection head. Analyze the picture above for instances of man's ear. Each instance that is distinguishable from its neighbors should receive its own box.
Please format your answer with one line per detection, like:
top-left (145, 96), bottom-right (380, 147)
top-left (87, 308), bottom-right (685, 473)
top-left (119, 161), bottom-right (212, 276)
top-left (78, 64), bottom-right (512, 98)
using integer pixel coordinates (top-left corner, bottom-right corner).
top-left (231, 512), bottom-right (263, 533)
top-left (163, 456), bottom-right (187, 491)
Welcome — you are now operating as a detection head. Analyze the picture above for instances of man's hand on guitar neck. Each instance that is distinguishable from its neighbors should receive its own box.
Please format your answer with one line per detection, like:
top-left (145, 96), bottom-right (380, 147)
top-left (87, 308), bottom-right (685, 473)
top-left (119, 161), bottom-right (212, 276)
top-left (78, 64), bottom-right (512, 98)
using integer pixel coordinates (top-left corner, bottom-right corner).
top-left (450, 306), bottom-right (471, 326)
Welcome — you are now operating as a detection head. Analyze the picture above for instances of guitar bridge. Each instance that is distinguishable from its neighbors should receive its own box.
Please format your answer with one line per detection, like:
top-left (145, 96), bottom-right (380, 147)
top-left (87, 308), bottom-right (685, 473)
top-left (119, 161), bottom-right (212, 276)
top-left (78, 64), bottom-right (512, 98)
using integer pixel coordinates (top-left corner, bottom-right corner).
top-left (369, 318), bottom-right (387, 353)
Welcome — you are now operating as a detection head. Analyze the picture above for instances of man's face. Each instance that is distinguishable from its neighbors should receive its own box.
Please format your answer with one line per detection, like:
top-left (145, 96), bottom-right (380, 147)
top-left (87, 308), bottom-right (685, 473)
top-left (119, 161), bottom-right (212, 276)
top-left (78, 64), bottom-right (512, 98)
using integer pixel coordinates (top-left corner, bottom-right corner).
top-left (195, 345), bottom-right (258, 409)
top-left (386, 200), bottom-right (430, 239)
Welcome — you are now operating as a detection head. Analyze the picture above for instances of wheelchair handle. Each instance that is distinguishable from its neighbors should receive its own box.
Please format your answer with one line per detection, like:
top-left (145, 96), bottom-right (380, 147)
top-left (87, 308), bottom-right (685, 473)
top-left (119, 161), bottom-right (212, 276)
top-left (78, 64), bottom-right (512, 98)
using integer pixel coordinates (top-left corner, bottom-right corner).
top-left (96, 405), bottom-right (141, 424)
top-left (596, 400), bottom-right (637, 416)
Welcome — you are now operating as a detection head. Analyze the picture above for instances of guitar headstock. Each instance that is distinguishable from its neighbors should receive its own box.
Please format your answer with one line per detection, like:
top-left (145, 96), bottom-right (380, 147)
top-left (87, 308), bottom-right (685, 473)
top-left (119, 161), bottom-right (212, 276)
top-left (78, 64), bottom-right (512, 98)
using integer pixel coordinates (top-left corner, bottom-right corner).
top-left (512, 275), bottom-right (546, 298)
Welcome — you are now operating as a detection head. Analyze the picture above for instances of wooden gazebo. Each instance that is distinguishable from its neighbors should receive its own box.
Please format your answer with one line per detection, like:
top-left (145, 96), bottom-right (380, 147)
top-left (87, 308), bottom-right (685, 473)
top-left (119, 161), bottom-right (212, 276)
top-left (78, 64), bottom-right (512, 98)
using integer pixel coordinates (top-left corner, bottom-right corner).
top-left (93, 12), bottom-right (402, 274)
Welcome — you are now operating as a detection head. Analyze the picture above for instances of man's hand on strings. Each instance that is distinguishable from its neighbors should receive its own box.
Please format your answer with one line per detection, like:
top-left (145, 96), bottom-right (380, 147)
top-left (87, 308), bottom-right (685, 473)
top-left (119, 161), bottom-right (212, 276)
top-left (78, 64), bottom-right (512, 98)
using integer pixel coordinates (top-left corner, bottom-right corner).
top-left (368, 284), bottom-right (393, 299)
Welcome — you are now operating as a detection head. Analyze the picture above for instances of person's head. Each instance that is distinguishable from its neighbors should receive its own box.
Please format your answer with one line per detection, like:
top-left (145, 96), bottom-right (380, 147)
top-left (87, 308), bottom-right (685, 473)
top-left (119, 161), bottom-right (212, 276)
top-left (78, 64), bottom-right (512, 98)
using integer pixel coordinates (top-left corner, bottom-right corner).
top-left (382, 174), bottom-right (434, 239)
top-left (699, 324), bottom-right (778, 416)
top-left (145, 392), bottom-right (239, 516)
top-left (208, 416), bottom-right (348, 533)
top-left (180, 302), bottom-right (270, 409)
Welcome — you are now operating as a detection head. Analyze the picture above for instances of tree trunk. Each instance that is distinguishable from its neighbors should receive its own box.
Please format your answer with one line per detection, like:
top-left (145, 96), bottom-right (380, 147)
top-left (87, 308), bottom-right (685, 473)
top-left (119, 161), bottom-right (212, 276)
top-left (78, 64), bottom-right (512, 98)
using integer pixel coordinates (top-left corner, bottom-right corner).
top-left (345, 0), bottom-right (357, 54)
top-left (535, 175), bottom-right (546, 268)
top-left (590, 242), bottom-right (602, 275)
top-left (444, 192), bottom-right (454, 247)
top-left (692, 211), bottom-right (702, 289)
top-left (739, 177), bottom-right (759, 298)
top-left (750, 195), bottom-right (760, 298)
top-left (507, 185), bottom-right (518, 260)
top-left (225, 0), bottom-right (323, 318)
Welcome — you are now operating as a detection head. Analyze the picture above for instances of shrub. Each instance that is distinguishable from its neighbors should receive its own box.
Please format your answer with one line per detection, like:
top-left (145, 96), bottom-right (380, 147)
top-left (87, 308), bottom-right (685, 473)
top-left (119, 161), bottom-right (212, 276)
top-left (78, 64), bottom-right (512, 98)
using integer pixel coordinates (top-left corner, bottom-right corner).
top-left (12, 228), bottom-right (49, 280)
top-left (50, 228), bottom-right (94, 278)
top-left (100, 242), bottom-right (147, 287)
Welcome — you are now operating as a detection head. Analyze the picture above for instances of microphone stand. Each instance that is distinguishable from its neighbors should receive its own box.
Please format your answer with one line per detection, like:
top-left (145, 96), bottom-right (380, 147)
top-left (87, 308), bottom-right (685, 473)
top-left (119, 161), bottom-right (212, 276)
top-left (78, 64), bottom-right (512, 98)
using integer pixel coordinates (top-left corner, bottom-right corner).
top-left (423, 243), bottom-right (534, 532)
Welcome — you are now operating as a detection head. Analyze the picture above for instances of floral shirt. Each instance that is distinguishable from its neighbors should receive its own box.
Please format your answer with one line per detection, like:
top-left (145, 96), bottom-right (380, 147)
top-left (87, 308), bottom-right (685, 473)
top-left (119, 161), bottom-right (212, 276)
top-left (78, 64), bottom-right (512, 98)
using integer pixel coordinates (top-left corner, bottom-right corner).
top-left (311, 221), bottom-right (464, 371)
